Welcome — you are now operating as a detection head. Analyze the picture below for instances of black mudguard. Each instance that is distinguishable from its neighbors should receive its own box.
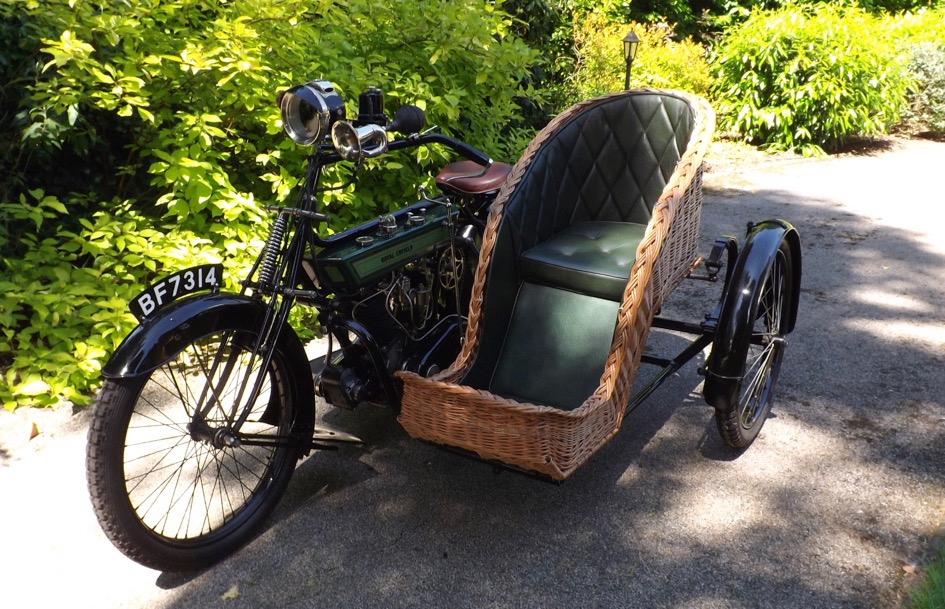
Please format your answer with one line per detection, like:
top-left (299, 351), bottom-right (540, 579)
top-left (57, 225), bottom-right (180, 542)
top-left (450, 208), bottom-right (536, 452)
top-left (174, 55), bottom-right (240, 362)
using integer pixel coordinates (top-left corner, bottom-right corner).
top-left (102, 293), bottom-right (315, 432)
top-left (703, 220), bottom-right (801, 409)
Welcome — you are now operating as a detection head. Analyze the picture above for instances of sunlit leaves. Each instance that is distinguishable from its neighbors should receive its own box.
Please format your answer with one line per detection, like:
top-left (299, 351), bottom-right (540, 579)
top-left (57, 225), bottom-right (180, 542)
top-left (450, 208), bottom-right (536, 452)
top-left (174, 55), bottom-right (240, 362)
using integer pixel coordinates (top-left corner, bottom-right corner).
top-left (710, 3), bottom-right (915, 155)
top-left (0, 0), bottom-right (537, 409)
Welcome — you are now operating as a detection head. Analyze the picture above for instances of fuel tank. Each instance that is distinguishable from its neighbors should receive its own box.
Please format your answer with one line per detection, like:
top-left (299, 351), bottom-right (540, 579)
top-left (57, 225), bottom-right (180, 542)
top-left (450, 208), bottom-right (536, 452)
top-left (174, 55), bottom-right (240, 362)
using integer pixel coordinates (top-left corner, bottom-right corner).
top-left (311, 200), bottom-right (457, 292)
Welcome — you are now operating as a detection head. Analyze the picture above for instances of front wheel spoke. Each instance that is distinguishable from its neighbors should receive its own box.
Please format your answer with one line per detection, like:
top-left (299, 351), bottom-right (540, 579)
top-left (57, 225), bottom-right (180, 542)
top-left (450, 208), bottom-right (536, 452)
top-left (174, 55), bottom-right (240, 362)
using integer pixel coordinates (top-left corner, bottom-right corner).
top-left (190, 443), bottom-right (221, 537)
top-left (233, 440), bottom-right (278, 469)
top-left (132, 389), bottom-right (191, 432)
top-left (133, 438), bottom-right (199, 532)
top-left (214, 449), bottom-right (240, 527)
top-left (125, 433), bottom-right (192, 495)
top-left (123, 436), bottom-right (194, 478)
top-left (192, 343), bottom-right (238, 416)
top-left (124, 432), bottom-right (189, 450)
top-left (207, 444), bottom-right (255, 531)
top-left (217, 448), bottom-right (266, 497)
top-left (164, 359), bottom-right (200, 418)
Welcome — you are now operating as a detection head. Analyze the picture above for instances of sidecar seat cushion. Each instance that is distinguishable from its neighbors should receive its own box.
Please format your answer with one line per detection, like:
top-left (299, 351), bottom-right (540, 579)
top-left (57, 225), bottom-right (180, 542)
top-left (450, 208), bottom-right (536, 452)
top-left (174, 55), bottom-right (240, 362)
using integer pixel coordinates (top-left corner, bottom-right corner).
top-left (519, 221), bottom-right (648, 301)
top-left (488, 282), bottom-right (620, 410)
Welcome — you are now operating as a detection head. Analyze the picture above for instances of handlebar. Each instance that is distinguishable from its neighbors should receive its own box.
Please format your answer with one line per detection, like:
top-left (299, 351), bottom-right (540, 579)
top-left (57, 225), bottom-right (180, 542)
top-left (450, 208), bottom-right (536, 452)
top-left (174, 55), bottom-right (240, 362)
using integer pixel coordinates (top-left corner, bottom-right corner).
top-left (320, 132), bottom-right (492, 167)
top-left (388, 133), bottom-right (493, 167)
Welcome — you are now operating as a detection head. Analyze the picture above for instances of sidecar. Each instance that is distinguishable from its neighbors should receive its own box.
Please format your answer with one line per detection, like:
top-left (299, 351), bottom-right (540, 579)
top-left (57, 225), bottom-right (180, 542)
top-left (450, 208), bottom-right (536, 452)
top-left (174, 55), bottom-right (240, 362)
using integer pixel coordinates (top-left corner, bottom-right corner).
top-left (397, 89), bottom-right (801, 480)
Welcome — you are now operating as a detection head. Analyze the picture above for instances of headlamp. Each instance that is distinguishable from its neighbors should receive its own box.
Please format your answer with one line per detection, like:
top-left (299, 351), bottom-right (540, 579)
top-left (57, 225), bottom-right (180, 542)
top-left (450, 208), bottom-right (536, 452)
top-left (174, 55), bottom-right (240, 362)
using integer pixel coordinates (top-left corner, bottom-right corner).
top-left (277, 80), bottom-right (345, 145)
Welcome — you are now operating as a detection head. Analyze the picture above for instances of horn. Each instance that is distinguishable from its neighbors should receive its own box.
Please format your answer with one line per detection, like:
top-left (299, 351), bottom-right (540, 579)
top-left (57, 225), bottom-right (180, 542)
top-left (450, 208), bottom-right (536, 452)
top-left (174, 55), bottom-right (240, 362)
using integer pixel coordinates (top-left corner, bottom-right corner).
top-left (331, 121), bottom-right (388, 161)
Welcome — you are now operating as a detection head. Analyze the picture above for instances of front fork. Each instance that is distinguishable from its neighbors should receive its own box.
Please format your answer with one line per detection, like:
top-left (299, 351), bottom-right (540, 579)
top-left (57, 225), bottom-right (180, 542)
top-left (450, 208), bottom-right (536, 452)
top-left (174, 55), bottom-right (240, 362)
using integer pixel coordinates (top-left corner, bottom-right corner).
top-left (186, 193), bottom-right (310, 448)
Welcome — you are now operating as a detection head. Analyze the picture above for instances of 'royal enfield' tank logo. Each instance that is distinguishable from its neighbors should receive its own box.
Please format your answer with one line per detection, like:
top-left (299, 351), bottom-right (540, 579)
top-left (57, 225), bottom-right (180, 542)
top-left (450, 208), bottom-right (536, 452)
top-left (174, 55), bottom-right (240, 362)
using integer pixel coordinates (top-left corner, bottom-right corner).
top-left (381, 244), bottom-right (414, 263)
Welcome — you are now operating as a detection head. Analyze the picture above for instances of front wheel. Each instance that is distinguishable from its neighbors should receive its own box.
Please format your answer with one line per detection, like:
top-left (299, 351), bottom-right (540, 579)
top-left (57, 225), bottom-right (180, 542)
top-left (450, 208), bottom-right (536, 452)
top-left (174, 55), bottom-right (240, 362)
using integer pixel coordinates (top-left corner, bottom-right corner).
top-left (87, 328), bottom-right (303, 571)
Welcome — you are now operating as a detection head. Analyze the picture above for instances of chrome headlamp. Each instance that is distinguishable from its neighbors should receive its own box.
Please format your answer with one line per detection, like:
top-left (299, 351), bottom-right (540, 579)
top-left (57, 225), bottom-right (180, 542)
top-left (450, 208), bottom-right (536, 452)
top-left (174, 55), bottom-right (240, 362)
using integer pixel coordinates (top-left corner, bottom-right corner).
top-left (277, 80), bottom-right (345, 145)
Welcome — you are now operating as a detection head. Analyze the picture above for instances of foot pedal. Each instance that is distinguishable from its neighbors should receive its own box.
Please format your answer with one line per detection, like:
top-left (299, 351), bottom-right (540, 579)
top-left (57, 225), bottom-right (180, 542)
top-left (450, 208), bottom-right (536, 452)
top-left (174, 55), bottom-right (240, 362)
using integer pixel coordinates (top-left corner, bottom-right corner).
top-left (705, 236), bottom-right (737, 281)
top-left (312, 420), bottom-right (363, 445)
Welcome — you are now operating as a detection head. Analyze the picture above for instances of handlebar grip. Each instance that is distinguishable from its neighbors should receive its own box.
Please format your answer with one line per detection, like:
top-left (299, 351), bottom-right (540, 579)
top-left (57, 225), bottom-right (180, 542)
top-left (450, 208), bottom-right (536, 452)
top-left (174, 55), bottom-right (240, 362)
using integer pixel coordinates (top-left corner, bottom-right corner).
top-left (449, 139), bottom-right (492, 167)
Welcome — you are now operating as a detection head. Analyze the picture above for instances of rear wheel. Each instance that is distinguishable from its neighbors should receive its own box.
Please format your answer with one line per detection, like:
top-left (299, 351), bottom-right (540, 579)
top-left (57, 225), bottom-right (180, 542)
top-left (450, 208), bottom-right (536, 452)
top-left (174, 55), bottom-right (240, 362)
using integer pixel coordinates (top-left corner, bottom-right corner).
top-left (714, 241), bottom-right (793, 449)
top-left (87, 328), bottom-right (302, 571)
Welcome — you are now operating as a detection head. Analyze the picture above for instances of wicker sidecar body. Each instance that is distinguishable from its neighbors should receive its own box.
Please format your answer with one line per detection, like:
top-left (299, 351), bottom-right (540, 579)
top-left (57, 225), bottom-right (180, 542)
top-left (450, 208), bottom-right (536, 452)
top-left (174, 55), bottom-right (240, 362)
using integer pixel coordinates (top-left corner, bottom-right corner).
top-left (397, 89), bottom-right (801, 480)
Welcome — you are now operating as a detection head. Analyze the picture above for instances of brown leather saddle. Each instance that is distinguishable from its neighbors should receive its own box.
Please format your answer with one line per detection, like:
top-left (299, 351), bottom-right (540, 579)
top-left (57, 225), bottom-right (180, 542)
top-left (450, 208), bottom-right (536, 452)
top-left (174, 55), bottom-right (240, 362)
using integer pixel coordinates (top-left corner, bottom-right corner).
top-left (435, 160), bottom-right (512, 196)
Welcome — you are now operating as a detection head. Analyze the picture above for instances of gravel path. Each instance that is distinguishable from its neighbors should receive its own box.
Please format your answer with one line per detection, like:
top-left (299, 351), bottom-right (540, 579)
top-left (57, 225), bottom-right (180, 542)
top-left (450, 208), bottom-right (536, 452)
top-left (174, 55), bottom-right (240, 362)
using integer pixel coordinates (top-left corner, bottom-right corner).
top-left (2, 138), bottom-right (944, 608)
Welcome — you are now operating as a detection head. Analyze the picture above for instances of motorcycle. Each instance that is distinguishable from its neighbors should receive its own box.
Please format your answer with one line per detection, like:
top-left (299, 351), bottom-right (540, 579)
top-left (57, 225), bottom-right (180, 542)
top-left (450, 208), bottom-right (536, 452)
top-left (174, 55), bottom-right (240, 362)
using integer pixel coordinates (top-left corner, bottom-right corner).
top-left (86, 80), bottom-right (511, 571)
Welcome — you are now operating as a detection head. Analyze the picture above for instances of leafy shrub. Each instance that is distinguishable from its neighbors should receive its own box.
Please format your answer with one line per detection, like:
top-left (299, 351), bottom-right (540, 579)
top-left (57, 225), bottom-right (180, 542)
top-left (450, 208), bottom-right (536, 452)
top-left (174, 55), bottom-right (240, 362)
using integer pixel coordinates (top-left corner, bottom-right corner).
top-left (882, 5), bottom-right (945, 44)
top-left (898, 42), bottom-right (945, 137)
top-left (570, 11), bottom-right (711, 101)
top-left (0, 0), bottom-right (536, 409)
top-left (711, 3), bottom-right (911, 155)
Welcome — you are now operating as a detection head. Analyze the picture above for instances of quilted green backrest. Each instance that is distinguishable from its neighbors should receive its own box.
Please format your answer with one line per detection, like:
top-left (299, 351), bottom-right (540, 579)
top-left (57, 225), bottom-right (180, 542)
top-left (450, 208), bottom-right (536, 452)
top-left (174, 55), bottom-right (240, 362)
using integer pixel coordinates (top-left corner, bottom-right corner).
top-left (502, 91), bottom-right (695, 252)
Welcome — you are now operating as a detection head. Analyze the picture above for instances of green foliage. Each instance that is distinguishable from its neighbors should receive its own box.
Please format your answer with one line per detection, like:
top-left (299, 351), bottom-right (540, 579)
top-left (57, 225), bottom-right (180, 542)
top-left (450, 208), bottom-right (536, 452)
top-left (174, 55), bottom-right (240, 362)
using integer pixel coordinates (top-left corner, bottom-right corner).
top-left (570, 11), bottom-right (711, 100)
top-left (910, 543), bottom-right (945, 609)
top-left (898, 42), bottom-right (945, 138)
top-left (0, 0), bottom-right (536, 409)
top-left (710, 3), bottom-right (911, 155)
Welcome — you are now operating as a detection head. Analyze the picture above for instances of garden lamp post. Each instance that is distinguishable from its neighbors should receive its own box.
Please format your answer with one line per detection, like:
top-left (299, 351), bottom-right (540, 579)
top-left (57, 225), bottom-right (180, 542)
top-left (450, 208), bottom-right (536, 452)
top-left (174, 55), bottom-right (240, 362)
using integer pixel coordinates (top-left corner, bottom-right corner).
top-left (623, 30), bottom-right (640, 89)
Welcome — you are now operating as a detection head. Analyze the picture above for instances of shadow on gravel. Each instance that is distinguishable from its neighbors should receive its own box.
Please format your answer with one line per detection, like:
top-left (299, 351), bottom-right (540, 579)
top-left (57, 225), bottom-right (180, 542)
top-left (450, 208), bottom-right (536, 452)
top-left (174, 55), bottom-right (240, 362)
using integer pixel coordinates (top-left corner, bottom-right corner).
top-left (151, 182), bottom-right (944, 609)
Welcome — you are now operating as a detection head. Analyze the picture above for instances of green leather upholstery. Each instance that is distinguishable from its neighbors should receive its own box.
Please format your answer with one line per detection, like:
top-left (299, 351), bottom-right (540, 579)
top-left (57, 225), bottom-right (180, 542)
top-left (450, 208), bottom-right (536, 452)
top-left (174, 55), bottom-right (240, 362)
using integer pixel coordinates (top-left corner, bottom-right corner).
top-left (489, 283), bottom-right (620, 410)
top-left (459, 92), bottom-right (697, 408)
top-left (520, 221), bottom-right (648, 301)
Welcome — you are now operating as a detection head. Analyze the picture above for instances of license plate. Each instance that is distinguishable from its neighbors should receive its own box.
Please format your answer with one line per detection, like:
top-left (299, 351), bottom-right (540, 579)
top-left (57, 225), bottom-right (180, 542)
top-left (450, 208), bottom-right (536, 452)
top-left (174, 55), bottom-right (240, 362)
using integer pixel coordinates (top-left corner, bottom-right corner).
top-left (129, 264), bottom-right (223, 321)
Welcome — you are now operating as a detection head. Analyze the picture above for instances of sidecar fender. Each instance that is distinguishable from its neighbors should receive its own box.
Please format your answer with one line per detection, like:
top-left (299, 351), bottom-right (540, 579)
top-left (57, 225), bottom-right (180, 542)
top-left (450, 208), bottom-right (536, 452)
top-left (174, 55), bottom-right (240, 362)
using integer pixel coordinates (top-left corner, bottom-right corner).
top-left (703, 220), bottom-right (801, 409)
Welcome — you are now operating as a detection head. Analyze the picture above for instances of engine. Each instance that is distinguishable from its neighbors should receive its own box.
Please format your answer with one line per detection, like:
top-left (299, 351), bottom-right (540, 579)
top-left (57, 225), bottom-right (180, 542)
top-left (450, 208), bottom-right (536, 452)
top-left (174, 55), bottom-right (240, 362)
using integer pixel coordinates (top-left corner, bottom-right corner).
top-left (309, 199), bottom-right (473, 408)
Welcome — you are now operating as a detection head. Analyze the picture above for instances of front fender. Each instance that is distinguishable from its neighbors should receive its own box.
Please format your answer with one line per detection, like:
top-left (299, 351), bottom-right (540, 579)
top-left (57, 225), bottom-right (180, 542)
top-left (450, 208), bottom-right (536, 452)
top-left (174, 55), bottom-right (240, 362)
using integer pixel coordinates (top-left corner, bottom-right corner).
top-left (103, 293), bottom-right (274, 378)
top-left (102, 292), bottom-right (316, 436)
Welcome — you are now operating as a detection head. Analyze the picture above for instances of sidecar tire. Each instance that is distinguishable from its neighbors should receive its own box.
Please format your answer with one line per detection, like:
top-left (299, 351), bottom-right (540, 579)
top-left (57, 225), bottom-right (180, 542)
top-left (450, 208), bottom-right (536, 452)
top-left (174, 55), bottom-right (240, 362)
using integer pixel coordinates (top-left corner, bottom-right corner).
top-left (86, 328), bottom-right (303, 571)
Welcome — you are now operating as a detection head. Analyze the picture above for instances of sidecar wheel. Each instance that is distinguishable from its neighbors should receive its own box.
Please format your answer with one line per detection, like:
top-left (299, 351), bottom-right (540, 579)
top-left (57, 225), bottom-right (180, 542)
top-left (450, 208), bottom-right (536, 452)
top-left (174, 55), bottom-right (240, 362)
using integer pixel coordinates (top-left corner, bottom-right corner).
top-left (710, 240), bottom-right (794, 449)
top-left (86, 328), bottom-right (303, 571)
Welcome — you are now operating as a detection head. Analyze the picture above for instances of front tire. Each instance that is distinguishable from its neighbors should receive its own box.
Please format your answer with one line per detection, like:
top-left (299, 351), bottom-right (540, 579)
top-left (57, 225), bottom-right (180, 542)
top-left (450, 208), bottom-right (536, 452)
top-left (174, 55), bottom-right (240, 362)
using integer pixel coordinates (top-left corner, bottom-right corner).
top-left (87, 328), bottom-right (302, 571)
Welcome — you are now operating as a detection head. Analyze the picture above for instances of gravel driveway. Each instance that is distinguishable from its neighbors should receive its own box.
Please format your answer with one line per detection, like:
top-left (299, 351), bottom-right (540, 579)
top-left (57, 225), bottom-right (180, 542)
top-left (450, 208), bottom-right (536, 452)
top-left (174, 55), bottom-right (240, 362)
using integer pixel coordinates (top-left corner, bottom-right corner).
top-left (2, 137), bottom-right (944, 608)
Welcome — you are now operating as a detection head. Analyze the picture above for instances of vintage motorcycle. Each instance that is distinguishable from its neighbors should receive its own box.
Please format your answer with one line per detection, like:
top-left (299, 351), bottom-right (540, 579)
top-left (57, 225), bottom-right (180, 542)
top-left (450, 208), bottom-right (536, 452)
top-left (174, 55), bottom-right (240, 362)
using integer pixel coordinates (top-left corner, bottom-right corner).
top-left (86, 81), bottom-right (510, 571)
top-left (87, 81), bottom-right (802, 573)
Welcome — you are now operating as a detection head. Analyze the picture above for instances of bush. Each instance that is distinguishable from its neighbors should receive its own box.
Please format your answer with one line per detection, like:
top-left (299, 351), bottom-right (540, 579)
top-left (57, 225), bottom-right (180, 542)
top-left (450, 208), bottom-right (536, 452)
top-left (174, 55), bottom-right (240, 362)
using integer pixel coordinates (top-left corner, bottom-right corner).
top-left (898, 42), bottom-right (945, 138)
top-left (570, 11), bottom-right (711, 101)
top-left (0, 0), bottom-right (536, 409)
top-left (711, 3), bottom-right (911, 155)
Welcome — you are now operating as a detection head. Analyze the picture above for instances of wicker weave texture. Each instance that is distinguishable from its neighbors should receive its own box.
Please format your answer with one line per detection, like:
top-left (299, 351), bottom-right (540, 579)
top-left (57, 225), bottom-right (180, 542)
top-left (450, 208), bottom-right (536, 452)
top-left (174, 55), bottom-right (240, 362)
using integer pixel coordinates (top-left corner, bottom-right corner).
top-left (397, 90), bottom-right (716, 480)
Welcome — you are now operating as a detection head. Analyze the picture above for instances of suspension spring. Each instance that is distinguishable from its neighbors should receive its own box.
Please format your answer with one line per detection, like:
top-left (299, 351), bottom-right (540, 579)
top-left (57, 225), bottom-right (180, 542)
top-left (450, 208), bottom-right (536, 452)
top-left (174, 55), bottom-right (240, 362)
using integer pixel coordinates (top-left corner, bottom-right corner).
top-left (258, 214), bottom-right (288, 288)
